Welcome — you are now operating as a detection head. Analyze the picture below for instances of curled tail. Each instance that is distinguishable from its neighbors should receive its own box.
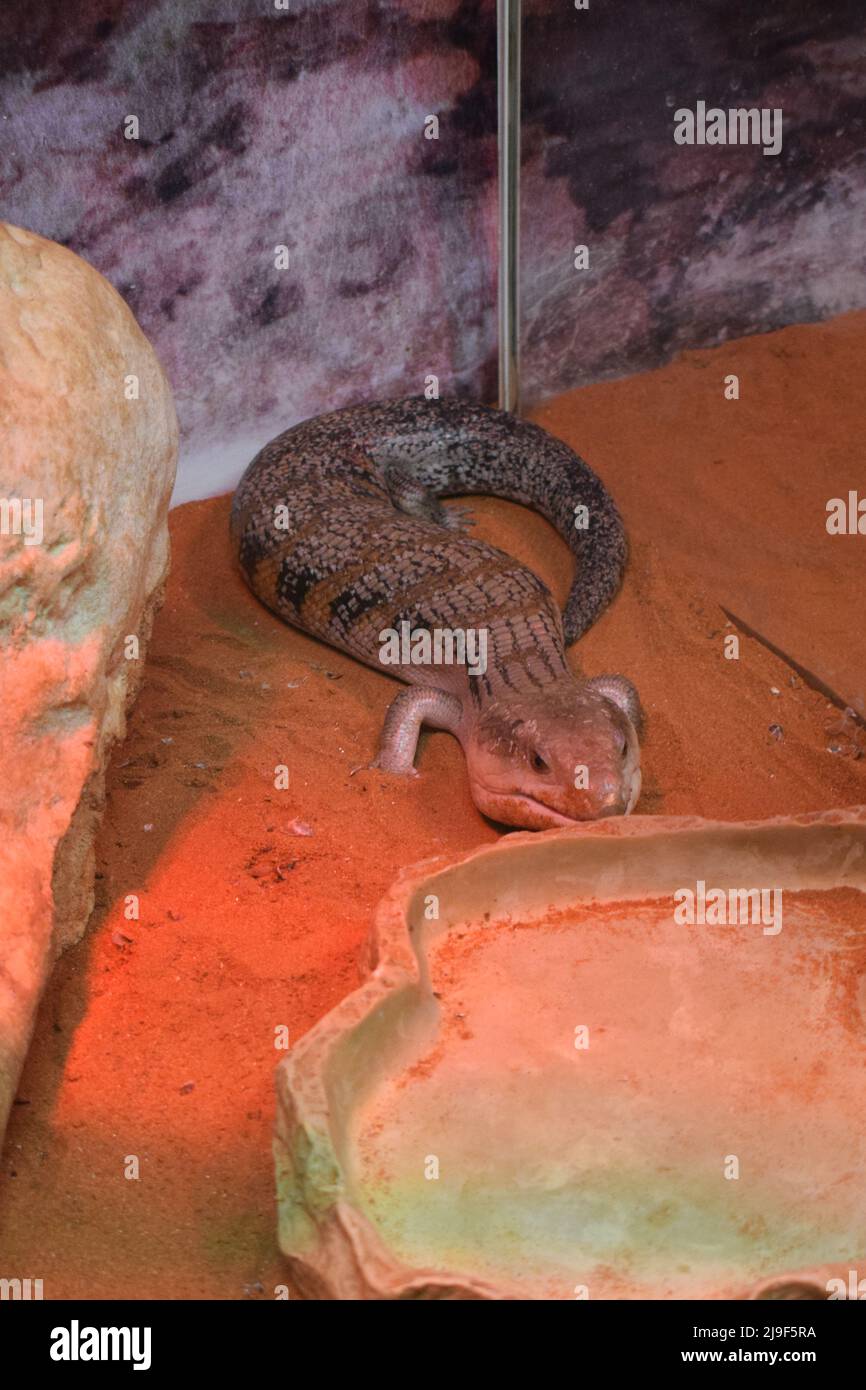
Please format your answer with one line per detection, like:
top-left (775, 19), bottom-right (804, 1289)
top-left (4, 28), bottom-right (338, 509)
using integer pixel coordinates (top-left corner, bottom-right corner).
top-left (365, 396), bottom-right (628, 644)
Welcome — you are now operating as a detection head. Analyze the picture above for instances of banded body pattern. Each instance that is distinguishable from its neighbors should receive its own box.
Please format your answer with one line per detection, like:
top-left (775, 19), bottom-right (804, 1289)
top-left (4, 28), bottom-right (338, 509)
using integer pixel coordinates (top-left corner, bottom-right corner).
top-left (230, 395), bottom-right (627, 703)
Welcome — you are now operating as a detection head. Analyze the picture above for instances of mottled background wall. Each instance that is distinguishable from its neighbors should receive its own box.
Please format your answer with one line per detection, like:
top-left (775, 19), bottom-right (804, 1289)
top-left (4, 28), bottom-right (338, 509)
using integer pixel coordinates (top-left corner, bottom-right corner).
top-left (521, 0), bottom-right (866, 397)
top-left (2, 0), bottom-right (865, 502)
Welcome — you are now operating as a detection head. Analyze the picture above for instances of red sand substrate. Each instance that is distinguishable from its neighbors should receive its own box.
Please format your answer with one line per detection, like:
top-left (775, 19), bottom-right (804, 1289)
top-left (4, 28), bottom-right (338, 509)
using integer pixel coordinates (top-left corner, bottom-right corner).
top-left (1, 316), bottom-right (864, 1298)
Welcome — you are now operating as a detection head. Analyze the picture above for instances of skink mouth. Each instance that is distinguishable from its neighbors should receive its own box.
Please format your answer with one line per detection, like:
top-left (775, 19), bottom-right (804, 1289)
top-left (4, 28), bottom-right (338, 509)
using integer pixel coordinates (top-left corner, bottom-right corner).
top-left (473, 787), bottom-right (600, 829)
top-left (504, 796), bottom-right (581, 828)
top-left (472, 780), bottom-right (640, 829)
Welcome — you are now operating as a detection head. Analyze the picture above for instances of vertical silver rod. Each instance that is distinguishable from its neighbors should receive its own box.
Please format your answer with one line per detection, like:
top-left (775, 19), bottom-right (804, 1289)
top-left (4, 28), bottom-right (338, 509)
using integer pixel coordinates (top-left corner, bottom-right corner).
top-left (497, 0), bottom-right (521, 413)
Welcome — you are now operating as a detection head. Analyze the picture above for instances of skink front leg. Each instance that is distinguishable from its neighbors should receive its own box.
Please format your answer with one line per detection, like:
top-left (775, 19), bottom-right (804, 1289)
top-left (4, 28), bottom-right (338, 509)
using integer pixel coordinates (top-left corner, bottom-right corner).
top-left (372, 686), bottom-right (463, 774)
top-left (584, 674), bottom-right (643, 733)
top-left (383, 463), bottom-right (475, 532)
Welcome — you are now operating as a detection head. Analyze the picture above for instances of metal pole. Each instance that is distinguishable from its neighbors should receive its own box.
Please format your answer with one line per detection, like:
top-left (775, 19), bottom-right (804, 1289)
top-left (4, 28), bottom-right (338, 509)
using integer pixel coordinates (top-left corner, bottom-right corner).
top-left (497, 0), bottom-right (521, 414)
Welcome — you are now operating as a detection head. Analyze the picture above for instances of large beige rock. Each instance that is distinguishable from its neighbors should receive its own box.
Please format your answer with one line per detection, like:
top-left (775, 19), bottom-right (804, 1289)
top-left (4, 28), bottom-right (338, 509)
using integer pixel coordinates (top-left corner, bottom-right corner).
top-left (0, 222), bottom-right (177, 1144)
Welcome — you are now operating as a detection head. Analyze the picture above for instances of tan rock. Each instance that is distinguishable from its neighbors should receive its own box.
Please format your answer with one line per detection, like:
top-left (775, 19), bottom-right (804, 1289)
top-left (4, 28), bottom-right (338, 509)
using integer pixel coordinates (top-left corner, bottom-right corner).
top-left (0, 222), bottom-right (178, 1143)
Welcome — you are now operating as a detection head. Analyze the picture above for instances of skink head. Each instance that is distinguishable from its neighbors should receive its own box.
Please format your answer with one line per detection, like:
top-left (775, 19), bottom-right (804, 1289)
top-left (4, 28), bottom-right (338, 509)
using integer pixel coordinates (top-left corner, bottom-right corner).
top-left (464, 675), bottom-right (642, 830)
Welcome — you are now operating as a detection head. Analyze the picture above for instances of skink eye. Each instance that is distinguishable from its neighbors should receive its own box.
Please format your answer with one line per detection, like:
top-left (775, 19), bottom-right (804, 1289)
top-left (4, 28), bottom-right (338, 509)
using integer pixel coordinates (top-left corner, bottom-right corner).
top-left (530, 750), bottom-right (550, 773)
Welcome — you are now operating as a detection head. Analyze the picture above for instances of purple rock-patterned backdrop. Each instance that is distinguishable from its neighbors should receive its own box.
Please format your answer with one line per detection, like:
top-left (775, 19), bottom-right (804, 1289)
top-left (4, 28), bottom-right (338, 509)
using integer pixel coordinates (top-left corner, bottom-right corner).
top-left (520, 0), bottom-right (866, 397)
top-left (1, 0), bottom-right (865, 501)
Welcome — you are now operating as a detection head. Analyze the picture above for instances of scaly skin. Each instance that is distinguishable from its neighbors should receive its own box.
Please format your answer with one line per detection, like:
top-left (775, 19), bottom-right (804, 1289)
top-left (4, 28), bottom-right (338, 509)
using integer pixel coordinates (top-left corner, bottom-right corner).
top-left (230, 396), bottom-right (641, 828)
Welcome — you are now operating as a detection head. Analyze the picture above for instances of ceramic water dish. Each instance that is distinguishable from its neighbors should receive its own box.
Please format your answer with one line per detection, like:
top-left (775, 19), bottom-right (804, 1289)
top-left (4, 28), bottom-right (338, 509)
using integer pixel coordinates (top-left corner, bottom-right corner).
top-left (275, 808), bottom-right (866, 1300)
